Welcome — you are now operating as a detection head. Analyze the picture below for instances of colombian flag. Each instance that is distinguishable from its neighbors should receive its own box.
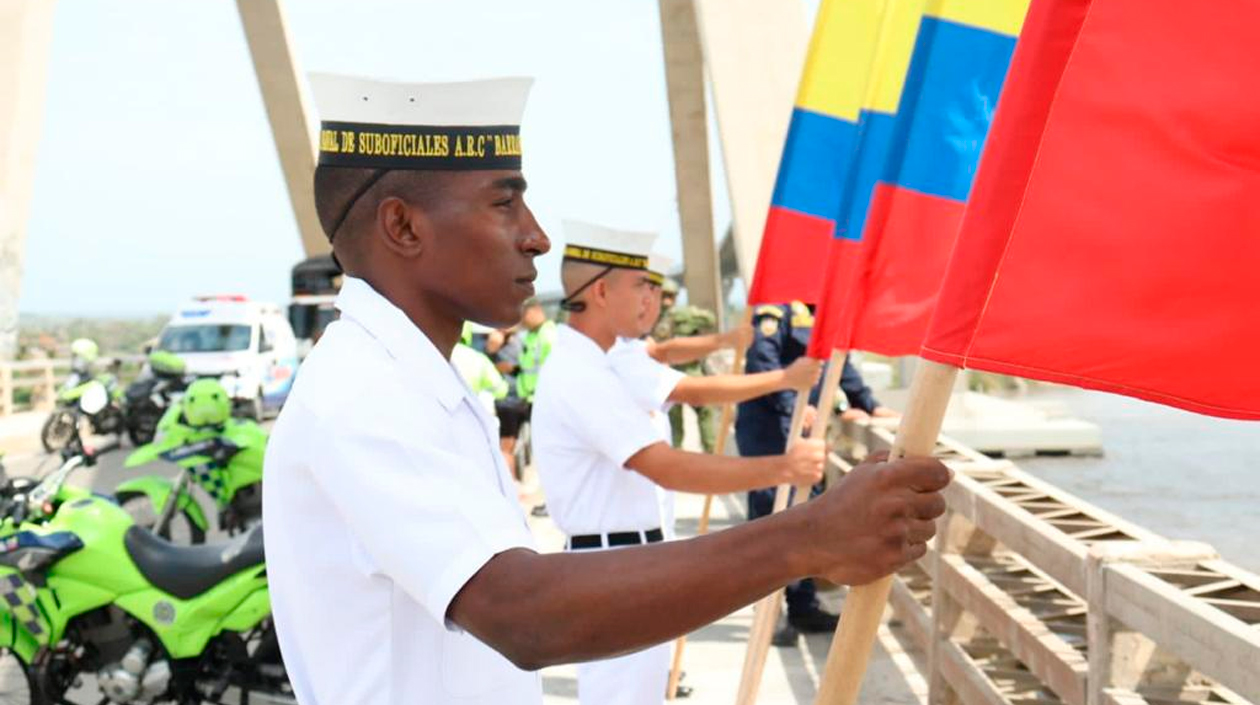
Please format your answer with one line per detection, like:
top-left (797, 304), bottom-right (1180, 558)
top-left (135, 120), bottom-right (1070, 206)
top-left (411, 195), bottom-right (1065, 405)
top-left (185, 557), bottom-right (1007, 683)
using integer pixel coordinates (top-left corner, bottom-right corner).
top-left (746, 0), bottom-right (884, 306)
top-left (808, 0), bottom-right (1029, 358)
top-left (922, 0), bottom-right (1260, 420)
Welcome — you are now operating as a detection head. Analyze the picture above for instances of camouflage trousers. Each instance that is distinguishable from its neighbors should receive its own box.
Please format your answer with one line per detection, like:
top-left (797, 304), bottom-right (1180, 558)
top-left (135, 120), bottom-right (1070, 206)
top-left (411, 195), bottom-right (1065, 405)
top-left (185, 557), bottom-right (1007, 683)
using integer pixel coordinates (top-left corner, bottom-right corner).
top-left (669, 402), bottom-right (718, 454)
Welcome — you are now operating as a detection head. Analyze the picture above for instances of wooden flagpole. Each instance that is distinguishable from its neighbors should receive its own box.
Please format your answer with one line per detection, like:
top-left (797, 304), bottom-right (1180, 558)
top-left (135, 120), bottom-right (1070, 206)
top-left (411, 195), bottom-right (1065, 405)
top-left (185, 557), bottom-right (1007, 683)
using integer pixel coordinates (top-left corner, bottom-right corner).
top-left (813, 359), bottom-right (957, 704)
top-left (666, 308), bottom-right (753, 699)
top-left (734, 348), bottom-right (847, 705)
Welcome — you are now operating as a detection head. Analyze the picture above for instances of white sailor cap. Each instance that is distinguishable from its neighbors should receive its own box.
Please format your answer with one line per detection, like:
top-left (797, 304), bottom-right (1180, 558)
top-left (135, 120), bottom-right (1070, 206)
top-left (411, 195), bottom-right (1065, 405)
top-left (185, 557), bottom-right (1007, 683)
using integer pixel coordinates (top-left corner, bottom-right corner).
top-left (647, 252), bottom-right (675, 285)
top-left (310, 73), bottom-right (533, 171)
top-left (561, 220), bottom-right (657, 271)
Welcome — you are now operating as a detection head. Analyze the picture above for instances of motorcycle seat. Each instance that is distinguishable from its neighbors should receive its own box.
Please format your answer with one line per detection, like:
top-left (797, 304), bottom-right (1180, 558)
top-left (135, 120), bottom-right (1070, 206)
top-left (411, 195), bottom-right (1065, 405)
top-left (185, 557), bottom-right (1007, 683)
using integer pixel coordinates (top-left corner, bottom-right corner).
top-left (124, 525), bottom-right (265, 600)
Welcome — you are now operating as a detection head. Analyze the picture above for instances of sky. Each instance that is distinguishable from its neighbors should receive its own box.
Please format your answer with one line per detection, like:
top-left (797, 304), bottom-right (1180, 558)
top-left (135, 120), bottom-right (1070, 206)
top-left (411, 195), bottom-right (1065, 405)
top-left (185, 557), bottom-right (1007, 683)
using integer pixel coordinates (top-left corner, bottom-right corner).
top-left (18, 0), bottom-right (816, 317)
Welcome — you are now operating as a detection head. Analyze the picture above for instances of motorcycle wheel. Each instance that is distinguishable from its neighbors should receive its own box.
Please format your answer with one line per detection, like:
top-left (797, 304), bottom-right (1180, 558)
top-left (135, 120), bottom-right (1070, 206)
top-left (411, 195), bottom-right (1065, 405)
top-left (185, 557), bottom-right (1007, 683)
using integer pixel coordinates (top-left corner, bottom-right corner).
top-left (39, 412), bottom-right (76, 454)
top-left (235, 623), bottom-right (297, 705)
top-left (117, 493), bottom-right (207, 545)
top-left (0, 650), bottom-right (34, 705)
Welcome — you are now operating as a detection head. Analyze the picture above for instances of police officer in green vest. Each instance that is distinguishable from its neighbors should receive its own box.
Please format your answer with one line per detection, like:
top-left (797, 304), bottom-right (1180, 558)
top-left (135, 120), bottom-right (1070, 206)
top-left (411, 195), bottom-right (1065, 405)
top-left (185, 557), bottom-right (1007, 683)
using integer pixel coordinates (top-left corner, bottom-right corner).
top-left (516, 297), bottom-right (557, 402)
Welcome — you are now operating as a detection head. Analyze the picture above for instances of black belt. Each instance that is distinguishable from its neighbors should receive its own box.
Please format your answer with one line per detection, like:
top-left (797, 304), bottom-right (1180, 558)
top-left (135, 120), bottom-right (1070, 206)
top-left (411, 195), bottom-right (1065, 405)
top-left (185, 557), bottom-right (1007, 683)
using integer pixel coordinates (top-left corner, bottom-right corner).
top-left (567, 529), bottom-right (664, 550)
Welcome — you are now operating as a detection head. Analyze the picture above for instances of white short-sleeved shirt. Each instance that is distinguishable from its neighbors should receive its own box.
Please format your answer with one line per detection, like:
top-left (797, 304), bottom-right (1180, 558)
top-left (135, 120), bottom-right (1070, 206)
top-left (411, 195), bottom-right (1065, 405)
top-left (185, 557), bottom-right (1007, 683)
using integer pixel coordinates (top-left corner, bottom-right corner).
top-left (263, 277), bottom-right (540, 705)
top-left (607, 338), bottom-right (686, 538)
top-left (607, 337), bottom-right (684, 441)
top-left (532, 325), bottom-right (666, 536)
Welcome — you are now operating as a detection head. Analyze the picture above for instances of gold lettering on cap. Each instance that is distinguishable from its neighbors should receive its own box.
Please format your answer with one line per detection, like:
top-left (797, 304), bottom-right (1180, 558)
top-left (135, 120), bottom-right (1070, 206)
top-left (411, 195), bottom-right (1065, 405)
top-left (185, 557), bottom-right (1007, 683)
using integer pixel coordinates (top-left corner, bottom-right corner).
top-left (320, 129), bottom-right (340, 153)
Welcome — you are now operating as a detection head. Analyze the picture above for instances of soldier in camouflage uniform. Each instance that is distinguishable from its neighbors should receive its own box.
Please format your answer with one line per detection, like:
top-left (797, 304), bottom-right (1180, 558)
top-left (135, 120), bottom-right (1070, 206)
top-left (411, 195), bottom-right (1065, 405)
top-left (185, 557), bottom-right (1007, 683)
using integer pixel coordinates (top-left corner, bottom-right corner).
top-left (651, 280), bottom-right (720, 453)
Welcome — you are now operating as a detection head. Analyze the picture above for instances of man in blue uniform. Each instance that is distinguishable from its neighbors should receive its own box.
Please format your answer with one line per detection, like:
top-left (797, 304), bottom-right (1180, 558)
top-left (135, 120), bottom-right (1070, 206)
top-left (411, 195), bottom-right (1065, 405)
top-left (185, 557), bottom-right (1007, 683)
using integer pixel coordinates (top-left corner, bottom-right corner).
top-left (735, 301), bottom-right (897, 645)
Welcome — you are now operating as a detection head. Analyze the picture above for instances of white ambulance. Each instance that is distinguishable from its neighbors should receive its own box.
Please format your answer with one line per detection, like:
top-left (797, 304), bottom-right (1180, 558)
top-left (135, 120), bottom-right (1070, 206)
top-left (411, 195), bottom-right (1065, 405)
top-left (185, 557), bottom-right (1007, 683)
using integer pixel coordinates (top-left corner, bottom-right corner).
top-left (155, 295), bottom-right (299, 419)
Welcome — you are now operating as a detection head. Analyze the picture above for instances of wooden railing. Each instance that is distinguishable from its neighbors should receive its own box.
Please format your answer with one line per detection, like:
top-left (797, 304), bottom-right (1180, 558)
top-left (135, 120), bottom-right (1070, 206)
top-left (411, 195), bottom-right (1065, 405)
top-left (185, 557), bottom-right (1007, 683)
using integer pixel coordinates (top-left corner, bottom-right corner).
top-left (0, 356), bottom-right (144, 416)
top-left (0, 359), bottom-right (70, 416)
top-left (829, 418), bottom-right (1260, 705)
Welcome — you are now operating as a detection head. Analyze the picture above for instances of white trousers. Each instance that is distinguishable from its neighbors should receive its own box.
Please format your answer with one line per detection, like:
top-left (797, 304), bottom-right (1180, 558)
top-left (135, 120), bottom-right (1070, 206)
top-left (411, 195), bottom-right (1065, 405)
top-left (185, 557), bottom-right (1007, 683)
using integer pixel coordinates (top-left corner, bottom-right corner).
top-left (577, 642), bottom-right (671, 705)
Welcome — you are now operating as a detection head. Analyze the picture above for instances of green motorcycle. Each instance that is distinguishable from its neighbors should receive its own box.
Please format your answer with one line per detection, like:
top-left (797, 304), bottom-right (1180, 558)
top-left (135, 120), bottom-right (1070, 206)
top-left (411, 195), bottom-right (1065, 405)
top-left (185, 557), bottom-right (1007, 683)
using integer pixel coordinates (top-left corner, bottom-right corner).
top-left (39, 371), bottom-right (125, 454)
top-left (0, 393), bottom-right (291, 704)
top-left (41, 339), bottom-right (126, 454)
top-left (117, 382), bottom-right (266, 545)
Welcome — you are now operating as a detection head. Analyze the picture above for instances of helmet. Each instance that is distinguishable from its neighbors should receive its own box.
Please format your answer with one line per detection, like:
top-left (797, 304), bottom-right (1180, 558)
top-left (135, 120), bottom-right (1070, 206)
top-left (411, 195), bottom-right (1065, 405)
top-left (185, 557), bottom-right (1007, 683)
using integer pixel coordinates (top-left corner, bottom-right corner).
top-left (181, 379), bottom-right (232, 428)
top-left (70, 338), bottom-right (99, 362)
top-left (147, 350), bottom-right (186, 377)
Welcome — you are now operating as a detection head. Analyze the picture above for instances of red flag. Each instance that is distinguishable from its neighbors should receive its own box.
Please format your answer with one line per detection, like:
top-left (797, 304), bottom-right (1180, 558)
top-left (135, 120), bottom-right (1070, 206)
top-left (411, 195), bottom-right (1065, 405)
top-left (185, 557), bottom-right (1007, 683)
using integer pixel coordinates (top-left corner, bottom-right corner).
top-left (921, 0), bottom-right (1260, 420)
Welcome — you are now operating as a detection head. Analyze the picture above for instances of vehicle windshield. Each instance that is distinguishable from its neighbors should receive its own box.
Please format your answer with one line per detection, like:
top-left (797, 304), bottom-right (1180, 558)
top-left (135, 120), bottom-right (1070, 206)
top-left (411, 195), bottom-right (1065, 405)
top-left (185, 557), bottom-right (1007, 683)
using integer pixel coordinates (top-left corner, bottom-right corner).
top-left (158, 324), bottom-right (253, 353)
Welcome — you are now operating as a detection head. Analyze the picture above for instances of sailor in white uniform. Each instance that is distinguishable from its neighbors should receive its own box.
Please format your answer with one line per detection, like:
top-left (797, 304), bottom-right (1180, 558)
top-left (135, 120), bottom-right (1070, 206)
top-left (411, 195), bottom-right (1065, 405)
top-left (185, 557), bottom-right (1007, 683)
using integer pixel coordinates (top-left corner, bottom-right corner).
top-left (265, 72), bottom-right (951, 705)
top-left (532, 223), bottom-right (827, 704)
top-left (607, 252), bottom-right (823, 543)
top-left (264, 73), bottom-right (549, 705)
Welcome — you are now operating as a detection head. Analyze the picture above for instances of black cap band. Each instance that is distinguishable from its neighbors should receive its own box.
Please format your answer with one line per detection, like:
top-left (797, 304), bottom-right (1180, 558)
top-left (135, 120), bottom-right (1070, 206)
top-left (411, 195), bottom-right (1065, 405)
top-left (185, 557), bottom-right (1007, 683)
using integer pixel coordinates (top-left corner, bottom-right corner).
top-left (319, 121), bottom-right (521, 171)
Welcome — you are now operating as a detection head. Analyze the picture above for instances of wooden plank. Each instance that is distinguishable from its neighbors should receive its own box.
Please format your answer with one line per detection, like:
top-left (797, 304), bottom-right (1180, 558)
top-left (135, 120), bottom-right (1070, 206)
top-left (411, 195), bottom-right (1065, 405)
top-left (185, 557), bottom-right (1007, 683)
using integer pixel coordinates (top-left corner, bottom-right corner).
top-left (1102, 563), bottom-right (1260, 702)
top-left (890, 574), bottom-right (932, 652)
top-left (1101, 689), bottom-right (1152, 705)
top-left (1, 365), bottom-right (12, 416)
top-left (938, 638), bottom-right (1014, 705)
top-left (939, 555), bottom-right (1088, 705)
top-left (1146, 568), bottom-right (1238, 589)
top-left (1182, 579), bottom-right (1243, 598)
top-left (1200, 598), bottom-right (1260, 624)
top-left (1000, 466), bottom-right (1161, 543)
top-left (1198, 558), bottom-right (1260, 586)
top-left (944, 473), bottom-right (1091, 596)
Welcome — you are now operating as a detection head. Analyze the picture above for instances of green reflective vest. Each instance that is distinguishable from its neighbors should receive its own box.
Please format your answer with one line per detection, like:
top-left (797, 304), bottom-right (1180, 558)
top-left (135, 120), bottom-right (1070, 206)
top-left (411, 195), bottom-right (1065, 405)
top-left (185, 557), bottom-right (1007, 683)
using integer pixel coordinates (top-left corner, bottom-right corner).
top-left (516, 320), bottom-right (556, 401)
top-left (452, 344), bottom-right (508, 401)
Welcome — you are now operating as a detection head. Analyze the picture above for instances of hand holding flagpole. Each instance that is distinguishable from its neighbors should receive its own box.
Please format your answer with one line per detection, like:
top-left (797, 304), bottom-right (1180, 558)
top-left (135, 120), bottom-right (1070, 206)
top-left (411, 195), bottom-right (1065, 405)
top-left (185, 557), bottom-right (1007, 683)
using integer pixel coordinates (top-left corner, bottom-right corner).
top-left (734, 348), bottom-right (847, 705)
top-left (813, 360), bottom-right (956, 704)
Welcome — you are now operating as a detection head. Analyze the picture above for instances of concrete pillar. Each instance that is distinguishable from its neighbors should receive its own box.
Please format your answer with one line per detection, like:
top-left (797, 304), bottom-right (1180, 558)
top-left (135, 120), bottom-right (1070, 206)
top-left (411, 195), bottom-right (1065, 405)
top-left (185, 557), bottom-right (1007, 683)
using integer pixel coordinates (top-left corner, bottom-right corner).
top-left (691, 0), bottom-right (808, 285)
top-left (0, 0), bottom-right (57, 360)
top-left (235, 0), bottom-right (328, 257)
top-left (657, 0), bottom-right (722, 323)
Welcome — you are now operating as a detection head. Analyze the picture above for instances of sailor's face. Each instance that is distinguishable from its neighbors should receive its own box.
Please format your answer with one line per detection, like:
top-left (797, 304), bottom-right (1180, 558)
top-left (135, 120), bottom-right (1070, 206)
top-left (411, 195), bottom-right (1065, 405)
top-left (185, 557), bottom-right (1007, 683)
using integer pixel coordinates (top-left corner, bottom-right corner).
top-left (638, 284), bottom-right (663, 337)
top-left (604, 269), bottom-right (653, 338)
top-left (418, 170), bottom-right (549, 327)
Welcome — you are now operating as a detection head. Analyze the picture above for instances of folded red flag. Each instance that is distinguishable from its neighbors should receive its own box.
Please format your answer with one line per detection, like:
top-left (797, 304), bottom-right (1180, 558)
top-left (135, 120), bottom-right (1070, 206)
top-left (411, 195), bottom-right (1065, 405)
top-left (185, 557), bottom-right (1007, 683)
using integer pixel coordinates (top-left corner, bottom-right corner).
top-left (921, 0), bottom-right (1260, 420)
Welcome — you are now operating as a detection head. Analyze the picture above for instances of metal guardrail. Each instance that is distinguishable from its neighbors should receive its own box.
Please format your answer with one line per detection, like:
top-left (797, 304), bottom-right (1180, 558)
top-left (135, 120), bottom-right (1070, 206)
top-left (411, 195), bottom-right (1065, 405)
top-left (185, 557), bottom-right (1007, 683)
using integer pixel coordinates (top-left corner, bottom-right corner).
top-left (829, 418), bottom-right (1260, 705)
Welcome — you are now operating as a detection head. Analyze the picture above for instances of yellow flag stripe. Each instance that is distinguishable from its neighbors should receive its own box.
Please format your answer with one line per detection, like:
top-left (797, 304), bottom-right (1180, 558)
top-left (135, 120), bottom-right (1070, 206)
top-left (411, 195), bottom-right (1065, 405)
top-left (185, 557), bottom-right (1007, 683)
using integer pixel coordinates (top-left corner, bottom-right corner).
top-left (925, 0), bottom-right (1030, 37)
top-left (796, 0), bottom-right (885, 121)
top-left (860, 0), bottom-right (926, 114)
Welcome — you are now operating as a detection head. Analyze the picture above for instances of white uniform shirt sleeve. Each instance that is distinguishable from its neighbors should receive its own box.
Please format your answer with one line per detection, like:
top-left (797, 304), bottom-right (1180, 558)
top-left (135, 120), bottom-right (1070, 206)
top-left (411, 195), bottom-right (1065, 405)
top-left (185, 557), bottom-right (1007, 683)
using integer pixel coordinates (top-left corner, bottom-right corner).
top-left (561, 366), bottom-right (664, 467)
top-left (609, 339), bottom-right (686, 412)
top-left (309, 418), bottom-right (532, 627)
